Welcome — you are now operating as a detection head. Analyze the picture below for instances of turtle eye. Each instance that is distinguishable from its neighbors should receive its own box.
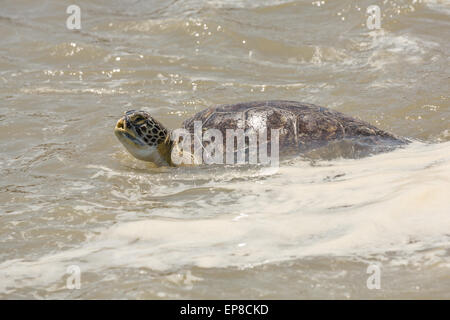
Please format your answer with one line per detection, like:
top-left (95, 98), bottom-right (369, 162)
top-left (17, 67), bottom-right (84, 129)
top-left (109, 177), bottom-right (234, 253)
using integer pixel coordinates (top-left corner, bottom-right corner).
top-left (132, 115), bottom-right (146, 123)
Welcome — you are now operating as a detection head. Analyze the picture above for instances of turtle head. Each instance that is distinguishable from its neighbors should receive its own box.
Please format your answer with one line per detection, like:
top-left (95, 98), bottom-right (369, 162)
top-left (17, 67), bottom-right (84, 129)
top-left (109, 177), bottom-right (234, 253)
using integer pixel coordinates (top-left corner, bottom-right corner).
top-left (114, 110), bottom-right (173, 166)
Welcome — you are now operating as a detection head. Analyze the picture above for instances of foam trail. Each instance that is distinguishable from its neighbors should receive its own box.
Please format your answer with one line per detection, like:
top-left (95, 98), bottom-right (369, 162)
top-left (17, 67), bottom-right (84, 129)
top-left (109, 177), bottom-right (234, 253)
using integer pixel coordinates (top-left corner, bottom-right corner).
top-left (1, 141), bottom-right (449, 293)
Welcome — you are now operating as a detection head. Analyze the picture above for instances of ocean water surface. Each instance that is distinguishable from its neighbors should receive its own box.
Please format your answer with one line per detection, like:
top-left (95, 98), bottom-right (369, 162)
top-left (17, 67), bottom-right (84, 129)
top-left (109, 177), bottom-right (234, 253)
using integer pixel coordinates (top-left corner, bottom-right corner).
top-left (0, 0), bottom-right (449, 298)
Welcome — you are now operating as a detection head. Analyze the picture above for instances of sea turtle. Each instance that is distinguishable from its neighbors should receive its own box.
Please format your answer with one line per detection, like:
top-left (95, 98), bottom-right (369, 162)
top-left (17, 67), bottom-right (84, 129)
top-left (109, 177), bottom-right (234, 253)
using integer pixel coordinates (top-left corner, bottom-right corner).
top-left (114, 100), bottom-right (407, 166)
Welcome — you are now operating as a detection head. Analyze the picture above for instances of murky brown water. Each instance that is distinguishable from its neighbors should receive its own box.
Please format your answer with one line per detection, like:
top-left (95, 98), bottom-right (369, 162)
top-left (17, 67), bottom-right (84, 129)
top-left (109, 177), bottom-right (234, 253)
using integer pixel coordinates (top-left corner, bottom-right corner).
top-left (0, 0), bottom-right (449, 299)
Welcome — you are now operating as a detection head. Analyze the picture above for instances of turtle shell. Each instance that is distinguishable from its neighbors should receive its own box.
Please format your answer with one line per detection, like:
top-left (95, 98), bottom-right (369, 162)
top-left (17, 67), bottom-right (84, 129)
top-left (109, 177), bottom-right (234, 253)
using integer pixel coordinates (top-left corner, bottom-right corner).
top-left (182, 100), bottom-right (406, 159)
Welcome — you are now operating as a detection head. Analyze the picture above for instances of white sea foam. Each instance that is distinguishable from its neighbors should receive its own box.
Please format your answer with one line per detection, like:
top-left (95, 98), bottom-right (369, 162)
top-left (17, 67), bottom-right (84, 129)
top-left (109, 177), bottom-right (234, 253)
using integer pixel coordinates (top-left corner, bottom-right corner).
top-left (1, 141), bottom-right (449, 293)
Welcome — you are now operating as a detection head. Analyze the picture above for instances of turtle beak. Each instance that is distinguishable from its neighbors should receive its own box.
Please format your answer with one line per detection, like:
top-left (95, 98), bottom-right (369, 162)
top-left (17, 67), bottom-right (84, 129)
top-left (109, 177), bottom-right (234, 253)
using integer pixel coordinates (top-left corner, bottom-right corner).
top-left (114, 117), bottom-right (136, 139)
top-left (116, 118), bottom-right (125, 130)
